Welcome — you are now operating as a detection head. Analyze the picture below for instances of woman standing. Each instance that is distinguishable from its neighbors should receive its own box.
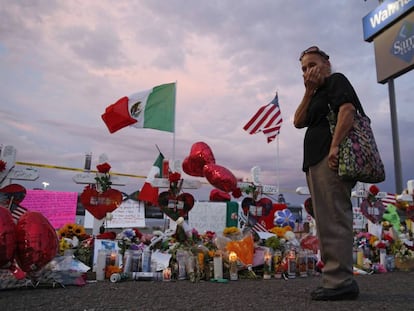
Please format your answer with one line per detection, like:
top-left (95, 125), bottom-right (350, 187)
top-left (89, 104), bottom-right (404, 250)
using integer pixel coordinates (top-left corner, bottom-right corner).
top-left (294, 46), bottom-right (359, 301)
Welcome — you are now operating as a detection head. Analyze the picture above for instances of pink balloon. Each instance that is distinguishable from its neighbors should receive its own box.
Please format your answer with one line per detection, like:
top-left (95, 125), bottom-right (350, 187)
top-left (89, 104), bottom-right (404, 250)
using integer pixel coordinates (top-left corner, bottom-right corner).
top-left (203, 163), bottom-right (237, 193)
top-left (15, 211), bottom-right (58, 272)
top-left (0, 207), bottom-right (16, 267)
top-left (182, 142), bottom-right (215, 177)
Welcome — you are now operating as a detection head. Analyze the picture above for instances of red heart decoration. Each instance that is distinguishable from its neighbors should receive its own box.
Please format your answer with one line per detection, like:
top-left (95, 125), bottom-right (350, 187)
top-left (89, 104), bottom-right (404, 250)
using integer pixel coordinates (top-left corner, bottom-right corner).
top-left (360, 199), bottom-right (386, 224)
top-left (203, 163), bottom-right (237, 193)
top-left (0, 184), bottom-right (26, 206)
top-left (80, 186), bottom-right (122, 220)
top-left (182, 142), bottom-right (215, 177)
top-left (209, 189), bottom-right (231, 202)
top-left (240, 197), bottom-right (277, 230)
top-left (15, 211), bottom-right (58, 272)
top-left (158, 191), bottom-right (195, 220)
top-left (0, 207), bottom-right (16, 267)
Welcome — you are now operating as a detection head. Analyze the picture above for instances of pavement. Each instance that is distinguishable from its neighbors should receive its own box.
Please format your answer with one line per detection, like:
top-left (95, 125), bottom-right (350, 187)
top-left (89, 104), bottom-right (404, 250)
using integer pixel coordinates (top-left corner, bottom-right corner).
top-left (1, 270), bottom-right (413, 310)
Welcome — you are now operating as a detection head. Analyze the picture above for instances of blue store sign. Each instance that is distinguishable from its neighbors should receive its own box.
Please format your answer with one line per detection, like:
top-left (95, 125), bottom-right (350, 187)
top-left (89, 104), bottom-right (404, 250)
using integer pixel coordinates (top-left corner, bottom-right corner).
top-left (363, 0), bottom-right (414, 42)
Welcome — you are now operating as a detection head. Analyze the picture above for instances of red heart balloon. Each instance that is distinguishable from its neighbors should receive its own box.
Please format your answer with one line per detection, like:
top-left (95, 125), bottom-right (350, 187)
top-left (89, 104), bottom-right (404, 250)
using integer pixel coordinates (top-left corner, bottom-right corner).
top-left (80, 186), bottom-right (122, 220)
top-left (182, 142), bottom-right (215, 177)
top-left (15, 211), bottom-right (58, 272)
top-left (360, 199), bottom-right (386, 224)
top-left (158, 191), bottom-right (195, 220)
top-left (0, 184), bottom-right (26, 205)
top-left (0, 207), bottom-right (16, 267)
top-left (203, 163), bottom-right (237, 193)
top-left (209, 189), bottom-right (231, 202)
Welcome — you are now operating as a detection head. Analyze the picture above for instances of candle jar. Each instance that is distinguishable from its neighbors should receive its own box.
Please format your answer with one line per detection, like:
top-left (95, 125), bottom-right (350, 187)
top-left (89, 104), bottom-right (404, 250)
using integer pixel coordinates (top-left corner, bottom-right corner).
top-left (357, 248), bottom-right (364, 267)
top-left (213, 253), bottom-right (223, 279)
top-left (273, 250), bottom-right (283, 279)
top-left (96, 249), bottom-right (107, 281)
top-left (306, 250), bottom-right (315, 276)
top-left (228, 251), bottom-right (238, 281)
top-left (130, 250), bottom-right (142, 273)
top-left (142, 248), bottom-right (152, 272)
top-left (297, 250), bottom-right (308, 277)
top-left (263, 250), bottom-right (272, 280)
top-left (186, 254), bottom-right (196, 282)
top-left (379, 248), bottom-right (386, 267)
top-left (122, 249), bottom-right (132, 274)
top-left (176, 249), bottom-right (187, 280)
top-left (162, 267), bottom-right (172, 281)
top-left (287, 248), bottom-right (296, 279)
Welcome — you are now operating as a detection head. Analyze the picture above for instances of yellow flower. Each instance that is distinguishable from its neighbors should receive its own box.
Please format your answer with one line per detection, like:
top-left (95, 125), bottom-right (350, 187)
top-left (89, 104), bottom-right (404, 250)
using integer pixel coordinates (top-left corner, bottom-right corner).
top-left (223, 226), bottom-right (240, 235)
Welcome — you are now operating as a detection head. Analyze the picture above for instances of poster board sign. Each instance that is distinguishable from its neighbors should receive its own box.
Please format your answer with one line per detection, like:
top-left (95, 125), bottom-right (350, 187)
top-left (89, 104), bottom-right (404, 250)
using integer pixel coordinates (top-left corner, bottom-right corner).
top-left (21, 190), bottom-right (77, 229)
top-left (188, 201), bottom-right (227, 234)
top-left (84, 199), bottom-right (146, 228)
top-left (353, 206), bottom-right (366, 230)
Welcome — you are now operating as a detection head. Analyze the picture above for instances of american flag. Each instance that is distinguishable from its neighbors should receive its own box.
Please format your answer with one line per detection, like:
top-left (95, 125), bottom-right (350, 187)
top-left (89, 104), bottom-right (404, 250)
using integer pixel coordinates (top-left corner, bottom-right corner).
top-left (10, 204), bottom-right (27, 223)
top-left (251, 221), bottom-right (268, 234)
top-left (0, 193), bottom-right (27, 223)
top-left (238, 209), bottom-right (268, 234)
top-left (243, 93), bottom-right (283, 143)
top-left (380, 193), bottom-right (397, 208)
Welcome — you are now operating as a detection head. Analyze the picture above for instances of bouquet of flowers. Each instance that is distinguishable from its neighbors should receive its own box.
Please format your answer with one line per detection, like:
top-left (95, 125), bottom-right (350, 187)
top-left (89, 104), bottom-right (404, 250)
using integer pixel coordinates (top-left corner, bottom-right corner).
top-left (116, 228), bottom-right (143, 256)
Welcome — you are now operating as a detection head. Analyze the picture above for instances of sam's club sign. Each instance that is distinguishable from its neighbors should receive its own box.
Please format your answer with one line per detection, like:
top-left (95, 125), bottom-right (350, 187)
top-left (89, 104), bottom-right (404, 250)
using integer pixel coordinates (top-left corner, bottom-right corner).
top-left (363, 0), bottom-right (414, 42)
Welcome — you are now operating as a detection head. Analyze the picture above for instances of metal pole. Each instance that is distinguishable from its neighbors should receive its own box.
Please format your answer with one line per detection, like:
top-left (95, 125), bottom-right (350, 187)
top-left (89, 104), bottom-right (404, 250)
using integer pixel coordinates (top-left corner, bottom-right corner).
top-left (388, 78), bottom-right (403, 193)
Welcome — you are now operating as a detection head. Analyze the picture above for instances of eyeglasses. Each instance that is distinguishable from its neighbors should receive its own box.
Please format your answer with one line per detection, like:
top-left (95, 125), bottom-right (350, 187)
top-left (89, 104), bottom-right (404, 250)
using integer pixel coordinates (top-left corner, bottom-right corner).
top-left (299, 46), bottom-right (330, 61)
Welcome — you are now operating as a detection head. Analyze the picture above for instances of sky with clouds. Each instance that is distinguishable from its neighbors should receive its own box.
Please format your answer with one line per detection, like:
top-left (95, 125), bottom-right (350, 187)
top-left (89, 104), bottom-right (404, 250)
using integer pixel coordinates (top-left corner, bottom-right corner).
top-left (1, 0), bottom-right (413, 206)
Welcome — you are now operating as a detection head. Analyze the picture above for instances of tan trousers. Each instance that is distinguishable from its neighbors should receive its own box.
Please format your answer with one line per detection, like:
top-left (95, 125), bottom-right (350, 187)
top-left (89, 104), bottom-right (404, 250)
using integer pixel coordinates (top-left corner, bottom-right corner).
top-left (306, 155), bottom-right (355, 288)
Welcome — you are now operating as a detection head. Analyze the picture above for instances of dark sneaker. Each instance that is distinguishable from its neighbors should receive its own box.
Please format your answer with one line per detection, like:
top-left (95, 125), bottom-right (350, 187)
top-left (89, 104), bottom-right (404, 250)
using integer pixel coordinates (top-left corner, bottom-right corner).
top-left (311, 280), bottom-right (359, 301)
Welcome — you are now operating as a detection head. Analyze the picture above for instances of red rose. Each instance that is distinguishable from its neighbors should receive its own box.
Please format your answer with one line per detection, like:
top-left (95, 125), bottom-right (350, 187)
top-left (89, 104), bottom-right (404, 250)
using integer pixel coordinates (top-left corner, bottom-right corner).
top-left (97, 162), bottom-right (111, 173)
top-left (0, 160), bottom-right (6, 172)
top-left (369, 185), bottom-right (380, 196)
top-left (232, 188), bottom-right (242, 198)
top-left (169, 172), bottom-right (181, 183)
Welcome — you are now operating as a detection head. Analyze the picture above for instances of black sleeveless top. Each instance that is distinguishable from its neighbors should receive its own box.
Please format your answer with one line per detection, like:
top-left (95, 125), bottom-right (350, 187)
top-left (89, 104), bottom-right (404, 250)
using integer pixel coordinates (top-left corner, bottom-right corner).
top-left (302, 72), bottom-right (361, 172)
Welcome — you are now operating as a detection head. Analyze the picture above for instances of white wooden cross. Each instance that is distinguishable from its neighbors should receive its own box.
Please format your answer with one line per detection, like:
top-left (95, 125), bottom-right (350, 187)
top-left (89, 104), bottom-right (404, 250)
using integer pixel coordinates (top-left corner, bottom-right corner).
top-left (236, 166), bottom-right (279, 195)
top-left (0, 145), bottom-right (39, 188)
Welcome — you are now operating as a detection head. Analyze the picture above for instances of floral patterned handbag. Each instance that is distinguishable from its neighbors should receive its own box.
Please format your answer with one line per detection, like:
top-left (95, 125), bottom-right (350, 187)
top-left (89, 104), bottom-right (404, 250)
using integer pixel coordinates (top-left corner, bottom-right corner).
top-left (327, 104), bottom-right (385, 183)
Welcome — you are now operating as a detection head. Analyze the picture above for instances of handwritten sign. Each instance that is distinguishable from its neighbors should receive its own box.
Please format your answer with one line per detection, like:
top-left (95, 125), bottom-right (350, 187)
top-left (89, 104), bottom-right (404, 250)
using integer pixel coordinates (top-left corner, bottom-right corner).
top-left (107, 199), bottom-right (145, 228)
top-left (188, 201), bottom-right (227, 233)
top-left (84, 199), bottom-right (145, 228)
top-left (21, 190), bottom-right (77, 229)
top-left (353, 206), bottom-right (365, 230)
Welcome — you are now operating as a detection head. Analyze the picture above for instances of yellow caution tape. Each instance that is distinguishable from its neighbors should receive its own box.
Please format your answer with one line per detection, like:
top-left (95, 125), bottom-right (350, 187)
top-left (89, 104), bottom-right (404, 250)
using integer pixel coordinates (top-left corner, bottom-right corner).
top-left (15, 161), bottom-right (146, 179)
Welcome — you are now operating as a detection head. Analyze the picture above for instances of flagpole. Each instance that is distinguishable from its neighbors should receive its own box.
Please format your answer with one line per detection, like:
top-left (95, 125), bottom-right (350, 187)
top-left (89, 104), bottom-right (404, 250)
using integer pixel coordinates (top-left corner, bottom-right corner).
top-left (275, 91), bottom-right (280, 195)
top-left (172, 81), bottom-right (177, 163)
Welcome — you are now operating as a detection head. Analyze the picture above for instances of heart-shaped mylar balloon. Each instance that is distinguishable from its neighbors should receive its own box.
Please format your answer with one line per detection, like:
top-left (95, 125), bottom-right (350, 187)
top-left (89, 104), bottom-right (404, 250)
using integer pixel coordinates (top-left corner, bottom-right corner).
top-left (80, 186), bottom-right (122, 220)
top-left (209, 189), bottom-right (231, 202)
top-left (0, 184), bottom-right (26, 206)
top-left (203, 163), bottom-right (237, 193)
top-left (360, 199), bottom-right (386, 224)
top-left (182, 142), bottom-right (215, 177)
top-left (158, 191), bottom-right (195, 220)
top-left (15, 211), bottom-right (58, 272)
top-left (0, 207), bottom-right (16, 267)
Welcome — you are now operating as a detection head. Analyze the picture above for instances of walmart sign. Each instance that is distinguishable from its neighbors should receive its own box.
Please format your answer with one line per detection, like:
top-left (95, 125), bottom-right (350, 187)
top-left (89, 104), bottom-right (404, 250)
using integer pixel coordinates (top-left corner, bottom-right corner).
top-left (363, 0), bottom-right (414, 42)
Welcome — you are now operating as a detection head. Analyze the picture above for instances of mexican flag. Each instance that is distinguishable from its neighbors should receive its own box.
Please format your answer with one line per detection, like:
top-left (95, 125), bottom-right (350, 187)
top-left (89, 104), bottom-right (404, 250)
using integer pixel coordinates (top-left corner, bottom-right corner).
top-left (138, 153), bottom-right (165, 206)
top-left (102, 83), bottom-right (176, 134)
